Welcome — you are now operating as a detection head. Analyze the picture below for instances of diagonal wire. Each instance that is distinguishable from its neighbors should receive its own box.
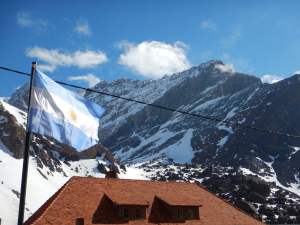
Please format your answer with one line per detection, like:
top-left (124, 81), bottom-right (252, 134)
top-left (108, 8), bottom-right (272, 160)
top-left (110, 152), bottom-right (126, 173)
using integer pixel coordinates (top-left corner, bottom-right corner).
top-left (1, 65), bottom-right (300, 139)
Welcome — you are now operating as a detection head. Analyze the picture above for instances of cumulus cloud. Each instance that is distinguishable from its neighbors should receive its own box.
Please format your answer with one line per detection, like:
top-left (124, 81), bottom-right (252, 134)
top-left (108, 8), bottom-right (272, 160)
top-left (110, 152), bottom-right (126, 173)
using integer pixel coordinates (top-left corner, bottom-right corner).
top-left (118, 41), bottom-right (191, 79)
top-left (17, 12), bottom-right (47, 28)
top-left (200, 20), bottom-right (217, 31)
top-left (38, 64), bottom-right (56, 72)
top-left (74, 19), bottom-right (91, 36)
top-left (261, 74), bottom-right (283, 84)
top-left (214, 63), bottom-right (235, 73)
top-left (68, 73), bottom-right (101, 87)
top-left (26, 47), bottom-right (108, 72)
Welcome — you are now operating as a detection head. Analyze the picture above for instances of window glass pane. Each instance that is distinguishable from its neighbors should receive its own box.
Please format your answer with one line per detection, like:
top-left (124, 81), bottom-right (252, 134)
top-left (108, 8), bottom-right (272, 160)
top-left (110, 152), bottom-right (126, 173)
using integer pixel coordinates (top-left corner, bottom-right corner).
top-left (136, 208), bottom-right (141, 218)
top-left (187, 208), bottom-right (197, 219)
top-left (124, 208), bottom-right (129, 218)
top-left (177, 208), bottom-right (183, 218)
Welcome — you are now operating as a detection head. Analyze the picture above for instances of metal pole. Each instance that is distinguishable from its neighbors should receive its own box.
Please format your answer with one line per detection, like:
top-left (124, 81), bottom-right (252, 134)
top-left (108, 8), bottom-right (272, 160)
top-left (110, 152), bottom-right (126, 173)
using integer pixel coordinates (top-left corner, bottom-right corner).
top-left (17, 62), bottom-right (36, 225)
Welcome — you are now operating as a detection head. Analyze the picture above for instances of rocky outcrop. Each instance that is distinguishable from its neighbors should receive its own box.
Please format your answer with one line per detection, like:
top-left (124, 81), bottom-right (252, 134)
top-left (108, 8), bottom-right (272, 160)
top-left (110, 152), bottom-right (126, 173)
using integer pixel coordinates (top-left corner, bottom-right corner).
top-left (0, 102), bottom-right (26, 158)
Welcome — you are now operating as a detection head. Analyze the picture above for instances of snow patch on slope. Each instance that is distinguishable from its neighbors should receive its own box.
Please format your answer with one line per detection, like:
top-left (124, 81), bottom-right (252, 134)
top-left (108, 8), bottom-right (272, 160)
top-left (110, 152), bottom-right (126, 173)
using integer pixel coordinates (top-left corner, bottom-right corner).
top-left (163, 129), bottom-right (194, 163)
top-left (245, 87), bottom-right (259, 103)
top-left (223, 107), bottom-right (238, 121)
top-left (240, 159), bottom-right (300, 196)
top-left (0, 100), bottom-right (27, 128)
top-left (192, 96), bottom-right (225, 112)
top-left (217, 136), bottom-right (229, 148)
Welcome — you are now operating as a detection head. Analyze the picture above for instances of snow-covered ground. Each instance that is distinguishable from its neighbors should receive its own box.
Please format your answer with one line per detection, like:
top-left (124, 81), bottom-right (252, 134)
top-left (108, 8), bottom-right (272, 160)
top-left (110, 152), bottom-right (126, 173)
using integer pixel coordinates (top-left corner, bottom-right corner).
top-left (0, 99), bottom-right (149, 225)
top-left (0, 142), bottom-right (146, 225)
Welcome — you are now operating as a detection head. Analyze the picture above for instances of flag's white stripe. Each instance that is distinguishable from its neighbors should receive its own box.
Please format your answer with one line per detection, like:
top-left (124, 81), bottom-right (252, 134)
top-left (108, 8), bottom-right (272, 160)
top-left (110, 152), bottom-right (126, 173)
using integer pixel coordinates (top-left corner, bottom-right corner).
top-left (32, 88), bottom-right (99, 139)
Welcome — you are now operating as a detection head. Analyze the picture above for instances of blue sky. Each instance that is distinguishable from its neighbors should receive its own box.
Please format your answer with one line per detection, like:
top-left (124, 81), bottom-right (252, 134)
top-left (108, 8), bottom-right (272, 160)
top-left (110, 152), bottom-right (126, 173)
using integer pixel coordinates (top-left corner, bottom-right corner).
top-left (1, 0), bottom-right (300, 96)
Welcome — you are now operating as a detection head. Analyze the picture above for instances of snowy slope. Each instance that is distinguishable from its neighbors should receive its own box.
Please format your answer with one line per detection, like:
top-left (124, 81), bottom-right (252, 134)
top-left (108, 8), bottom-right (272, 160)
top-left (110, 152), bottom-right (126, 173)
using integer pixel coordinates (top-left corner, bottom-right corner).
top-left (0, 100), bottom-right (146, 225)
top-left (0, 100), bottom-right (26, 129)
top-left (84, 61), bottom-right (226, 140)
top-left (0, 143), bottom-right (146, 225)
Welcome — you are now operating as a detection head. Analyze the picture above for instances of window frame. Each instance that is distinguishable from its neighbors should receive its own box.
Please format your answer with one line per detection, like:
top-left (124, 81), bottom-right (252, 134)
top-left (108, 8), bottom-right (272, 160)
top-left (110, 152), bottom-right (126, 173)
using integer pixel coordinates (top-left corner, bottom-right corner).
top-left (176, 208), bottom-right (184, 219)
top-left (118, 207), bottom-right (129, 219)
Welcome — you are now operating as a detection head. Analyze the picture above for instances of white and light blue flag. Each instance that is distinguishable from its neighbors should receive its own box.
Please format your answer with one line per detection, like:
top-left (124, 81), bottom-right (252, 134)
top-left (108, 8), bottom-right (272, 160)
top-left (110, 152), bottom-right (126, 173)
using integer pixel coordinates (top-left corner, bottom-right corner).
top-left (28, 69), bottom-right (104, 151)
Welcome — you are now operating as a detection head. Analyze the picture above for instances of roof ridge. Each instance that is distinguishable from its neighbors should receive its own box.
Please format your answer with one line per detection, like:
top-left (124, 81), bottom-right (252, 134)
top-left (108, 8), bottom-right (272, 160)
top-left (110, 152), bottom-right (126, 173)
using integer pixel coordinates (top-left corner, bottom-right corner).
top-left (77, 176), bottom-right (200, 186)
top-left (26, 176), bottom-right (76, 225)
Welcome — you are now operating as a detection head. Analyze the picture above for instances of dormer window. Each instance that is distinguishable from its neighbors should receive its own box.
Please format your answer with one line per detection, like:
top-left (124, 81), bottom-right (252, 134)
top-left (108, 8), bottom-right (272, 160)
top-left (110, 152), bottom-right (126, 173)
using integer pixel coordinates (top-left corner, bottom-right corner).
top-left (118, 207), bottom-right (129, 219)
top-left (135, 208), bottom-right (142, 219)
top-left (149, 196), bottom-right (201, 223)
top-left (117, 206), bottom-right (146, 220)
top-left (176, 208), bottom-right (184, 219)
top-left (187, 208), bottom-right (198, 219)
top-left (173, 207), bottom-right (198, 220)
top-left (94, 192), bottom-right (200, 224)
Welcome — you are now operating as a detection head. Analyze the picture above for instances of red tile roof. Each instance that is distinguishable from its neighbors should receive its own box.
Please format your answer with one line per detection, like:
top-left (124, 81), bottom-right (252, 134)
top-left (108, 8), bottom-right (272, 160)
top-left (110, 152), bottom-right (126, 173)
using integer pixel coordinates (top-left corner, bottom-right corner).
top-left (24, 177), bottom-right (265, 225)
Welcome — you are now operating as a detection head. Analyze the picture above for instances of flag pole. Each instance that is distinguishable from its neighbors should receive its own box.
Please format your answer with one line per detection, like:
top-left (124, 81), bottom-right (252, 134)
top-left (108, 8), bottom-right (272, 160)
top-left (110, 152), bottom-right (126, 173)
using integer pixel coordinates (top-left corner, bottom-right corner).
top-left (17, 62), bottom-right (36, 225)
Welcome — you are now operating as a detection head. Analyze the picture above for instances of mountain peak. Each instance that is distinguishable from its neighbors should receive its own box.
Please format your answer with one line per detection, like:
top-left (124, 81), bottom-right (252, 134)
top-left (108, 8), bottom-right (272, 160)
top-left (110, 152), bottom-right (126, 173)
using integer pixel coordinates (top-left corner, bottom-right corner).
top-left (188, 60), bottom-right (235, 75)
top-left (199, 60), bottom-right (225, 68)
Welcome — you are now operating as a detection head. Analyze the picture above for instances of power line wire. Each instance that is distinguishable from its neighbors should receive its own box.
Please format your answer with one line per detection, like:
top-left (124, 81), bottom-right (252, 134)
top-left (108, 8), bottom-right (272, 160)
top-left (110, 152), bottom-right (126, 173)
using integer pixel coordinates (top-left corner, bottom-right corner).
top-left (0, 66), bottom-right (31, 77)
top-left (1, 65), bottom-right (300, 139)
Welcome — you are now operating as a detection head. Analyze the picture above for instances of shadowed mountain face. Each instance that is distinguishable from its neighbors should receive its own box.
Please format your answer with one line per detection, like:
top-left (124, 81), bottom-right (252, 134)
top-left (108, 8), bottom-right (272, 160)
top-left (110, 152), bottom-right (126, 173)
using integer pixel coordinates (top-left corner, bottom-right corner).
top-left (84, 60), bottom-right (300, 187)
top-left (7, 60), bottom-right (300, 223)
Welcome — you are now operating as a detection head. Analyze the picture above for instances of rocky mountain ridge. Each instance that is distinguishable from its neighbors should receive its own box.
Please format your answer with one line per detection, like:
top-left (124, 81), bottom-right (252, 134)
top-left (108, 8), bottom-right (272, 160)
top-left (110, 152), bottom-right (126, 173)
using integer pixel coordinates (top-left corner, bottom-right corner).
top-left (6, 60), bottom-right (300, 223)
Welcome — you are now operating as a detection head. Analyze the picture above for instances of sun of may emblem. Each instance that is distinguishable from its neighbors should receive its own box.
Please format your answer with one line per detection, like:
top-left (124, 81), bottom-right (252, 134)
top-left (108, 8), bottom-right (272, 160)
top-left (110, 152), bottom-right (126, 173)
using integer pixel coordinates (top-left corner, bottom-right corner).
top-left (69, 109), bottom-right (77, 122)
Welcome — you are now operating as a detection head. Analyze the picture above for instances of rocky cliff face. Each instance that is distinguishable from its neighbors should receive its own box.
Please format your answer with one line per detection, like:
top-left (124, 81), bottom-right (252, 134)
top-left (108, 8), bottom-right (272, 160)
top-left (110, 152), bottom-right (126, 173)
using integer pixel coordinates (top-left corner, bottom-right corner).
top-left (0, 101), bottom-right (26, 158)
top-left (8, 83), bottom-right (29, 112)
top-left (7, 60), bottom-right (300, 223)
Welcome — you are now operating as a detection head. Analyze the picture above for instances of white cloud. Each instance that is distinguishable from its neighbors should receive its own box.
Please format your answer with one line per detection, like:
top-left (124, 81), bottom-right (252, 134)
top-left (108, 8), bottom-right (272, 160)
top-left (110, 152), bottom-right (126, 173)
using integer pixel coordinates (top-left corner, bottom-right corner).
top-left (38, 64), bottom-right (56, 72)
top-left (261, 74), bottom-right (283, 84)
top-left (74, 19), bottom-right (91, 36)
top-left (118, 41), bottom-right (191, 79)
top-left (26, 47), bottom-right (108, 72)
top-left (200, 20), bottom-right (217, 31)
top-left (17, 12), bottom-right (47, 28)
top-left (68, 73), bottom-right (101, 87)
top-left (214, 63), bottom-right (235, 73)
top-left (293, 70), bottom-right (300, 75)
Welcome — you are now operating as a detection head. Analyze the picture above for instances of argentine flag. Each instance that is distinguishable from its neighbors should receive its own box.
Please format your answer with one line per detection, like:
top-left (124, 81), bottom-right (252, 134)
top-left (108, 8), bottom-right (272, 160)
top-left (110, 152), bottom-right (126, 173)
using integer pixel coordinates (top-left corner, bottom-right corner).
top-left (28, 69), bottom-right (104, 151)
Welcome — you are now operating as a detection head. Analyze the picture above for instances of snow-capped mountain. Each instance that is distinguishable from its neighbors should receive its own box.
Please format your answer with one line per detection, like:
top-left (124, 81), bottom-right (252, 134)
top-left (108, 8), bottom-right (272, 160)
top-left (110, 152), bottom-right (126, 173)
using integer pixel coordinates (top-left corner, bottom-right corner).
top-left (6, 60), bottom-right (300, 223)
top-left (89, 60), bottom-right (300, 223)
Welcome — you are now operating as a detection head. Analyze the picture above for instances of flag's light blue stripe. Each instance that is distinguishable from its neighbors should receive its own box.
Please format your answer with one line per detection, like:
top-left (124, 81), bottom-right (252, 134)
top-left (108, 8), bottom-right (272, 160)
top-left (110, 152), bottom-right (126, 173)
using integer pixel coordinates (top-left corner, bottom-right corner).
top-left (29, 107), bottom-right (98, 151)
top-left (28, 69), bottom-right (105, 151)
top-left (34, 70), bottom-right (104, 118)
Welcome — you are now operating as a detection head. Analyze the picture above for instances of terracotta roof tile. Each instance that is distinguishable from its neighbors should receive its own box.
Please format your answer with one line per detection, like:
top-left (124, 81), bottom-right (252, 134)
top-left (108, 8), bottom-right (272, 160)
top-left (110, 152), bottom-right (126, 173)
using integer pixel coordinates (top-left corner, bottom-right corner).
top-left (24, 177), bottom-right (265, 225)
